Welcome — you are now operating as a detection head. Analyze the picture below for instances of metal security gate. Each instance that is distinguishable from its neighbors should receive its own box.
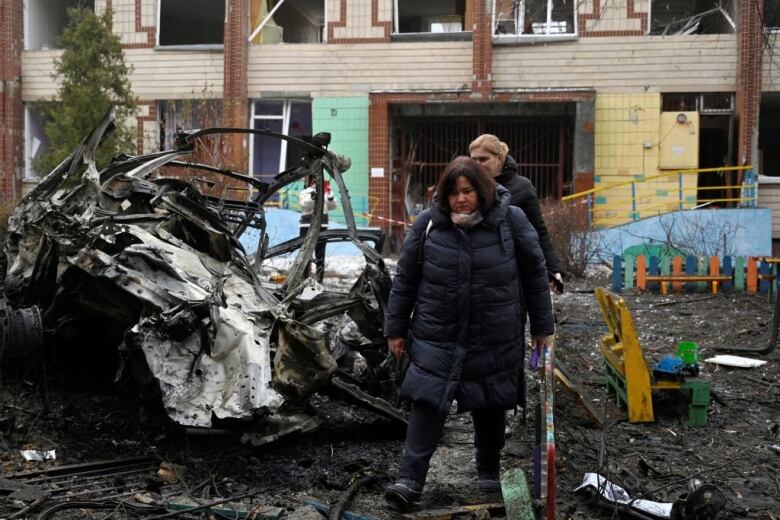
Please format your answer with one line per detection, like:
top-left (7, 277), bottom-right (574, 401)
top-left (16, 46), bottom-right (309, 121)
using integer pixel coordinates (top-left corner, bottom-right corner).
top-left (392, 117), bottom-right (572, 230)
top-left (485, 120), bottom-right (571, 201)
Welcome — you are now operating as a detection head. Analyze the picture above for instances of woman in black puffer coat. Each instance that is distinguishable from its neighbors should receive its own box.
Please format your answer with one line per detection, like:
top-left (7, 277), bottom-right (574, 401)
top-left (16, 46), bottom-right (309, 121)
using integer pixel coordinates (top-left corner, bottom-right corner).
top-left (383, 157), bottom-right (554, 510)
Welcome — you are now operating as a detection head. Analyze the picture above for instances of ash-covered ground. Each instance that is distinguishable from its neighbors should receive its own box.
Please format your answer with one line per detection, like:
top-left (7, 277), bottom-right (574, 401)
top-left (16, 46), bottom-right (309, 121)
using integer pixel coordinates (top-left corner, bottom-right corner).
top-left (1, 267), bottom-right (778, 519)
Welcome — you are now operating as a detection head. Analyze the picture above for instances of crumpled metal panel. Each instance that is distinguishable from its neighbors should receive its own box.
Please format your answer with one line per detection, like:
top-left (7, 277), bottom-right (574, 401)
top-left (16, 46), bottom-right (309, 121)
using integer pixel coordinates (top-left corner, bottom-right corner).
top-left (67, 223), bottom-right (282, 427)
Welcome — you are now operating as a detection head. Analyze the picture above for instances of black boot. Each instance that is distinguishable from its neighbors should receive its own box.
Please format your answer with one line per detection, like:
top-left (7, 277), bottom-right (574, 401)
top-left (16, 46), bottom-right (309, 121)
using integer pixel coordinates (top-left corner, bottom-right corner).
top-left (384, 477), bottom-right (423, 510)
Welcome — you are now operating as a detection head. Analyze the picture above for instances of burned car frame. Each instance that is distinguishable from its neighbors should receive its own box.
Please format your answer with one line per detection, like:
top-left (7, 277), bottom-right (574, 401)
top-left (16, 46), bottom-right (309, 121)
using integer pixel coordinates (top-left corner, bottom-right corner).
top-left (2, 108), bottom-right (402, 442)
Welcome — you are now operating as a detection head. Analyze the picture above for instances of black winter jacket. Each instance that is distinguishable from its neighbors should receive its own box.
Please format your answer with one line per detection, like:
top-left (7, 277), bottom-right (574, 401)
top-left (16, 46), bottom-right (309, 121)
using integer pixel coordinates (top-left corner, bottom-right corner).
top-left (384, 187), bottom-right (554, 414)
top-left (496, 156), bottom-right (565, 277)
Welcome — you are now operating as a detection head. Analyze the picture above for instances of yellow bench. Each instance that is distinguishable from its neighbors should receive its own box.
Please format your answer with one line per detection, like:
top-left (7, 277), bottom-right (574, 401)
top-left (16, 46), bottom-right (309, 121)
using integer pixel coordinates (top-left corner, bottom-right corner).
top-left (594, 288), bottom-right (710, 426)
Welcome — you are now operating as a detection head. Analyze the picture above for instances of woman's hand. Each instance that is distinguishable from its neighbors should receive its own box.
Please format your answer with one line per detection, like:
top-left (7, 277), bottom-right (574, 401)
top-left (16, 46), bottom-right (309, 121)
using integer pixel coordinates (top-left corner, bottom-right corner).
top-left (529, 335), bottom-right (549, 370)
top-left (549, 272), bottom-right (564, 294)
top-left (387, 336), bottom-right (407, 360)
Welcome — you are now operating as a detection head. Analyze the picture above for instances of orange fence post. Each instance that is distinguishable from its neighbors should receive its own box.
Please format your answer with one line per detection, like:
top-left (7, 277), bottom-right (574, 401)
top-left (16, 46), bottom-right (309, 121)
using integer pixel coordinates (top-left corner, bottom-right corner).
top-left (709, 256), bottom-right (721, 294)
top-left (636, 255), bottom-right (647, 290)
top-left (747, 257), bottom-right (758, 293)
top-left (672, 256), bottom-right (683, 293)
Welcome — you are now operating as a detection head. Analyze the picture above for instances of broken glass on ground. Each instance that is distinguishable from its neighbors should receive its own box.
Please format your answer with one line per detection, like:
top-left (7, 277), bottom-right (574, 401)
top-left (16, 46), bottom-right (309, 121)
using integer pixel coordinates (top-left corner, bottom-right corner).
top-left (1, 107), bottom-right (401, 443)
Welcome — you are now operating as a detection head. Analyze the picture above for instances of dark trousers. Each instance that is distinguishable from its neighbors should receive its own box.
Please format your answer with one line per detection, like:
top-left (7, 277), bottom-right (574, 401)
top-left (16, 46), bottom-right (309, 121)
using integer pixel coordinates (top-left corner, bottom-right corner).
top-left (400, 402), bottom-right (506, 485)
top-left (299, 225), bottom-right (326, 282)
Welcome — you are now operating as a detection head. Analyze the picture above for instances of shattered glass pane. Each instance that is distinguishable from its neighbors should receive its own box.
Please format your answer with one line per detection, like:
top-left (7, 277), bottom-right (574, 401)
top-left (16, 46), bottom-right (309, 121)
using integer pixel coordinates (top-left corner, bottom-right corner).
top-left (650, 0), bottom-right (736, 35)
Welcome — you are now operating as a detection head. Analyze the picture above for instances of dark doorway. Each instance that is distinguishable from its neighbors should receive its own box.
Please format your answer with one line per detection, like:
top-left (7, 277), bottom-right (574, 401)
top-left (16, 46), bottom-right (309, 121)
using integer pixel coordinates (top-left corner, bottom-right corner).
top-left (697, 115), bottom-right (735, 206)
top-left (390, 115), bottom-right (573, 247)
top-left (760, 93), bottom-right (780, 177)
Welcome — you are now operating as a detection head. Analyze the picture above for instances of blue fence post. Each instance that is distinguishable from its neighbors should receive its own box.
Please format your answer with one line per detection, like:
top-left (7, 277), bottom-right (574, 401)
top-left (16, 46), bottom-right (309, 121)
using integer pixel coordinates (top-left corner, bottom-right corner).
top-left (722, 256), bottom-right (733, 291)
top-left (612, 255), bottom-right (622, 293)
top-left (631, 182), bottom-right (637, 221)
top-left (685, 256), bottom-right (697, 294)
top-left (759, 260), bottom-right (771, 293)
top-left (648, 256), bottom-right (660, 293)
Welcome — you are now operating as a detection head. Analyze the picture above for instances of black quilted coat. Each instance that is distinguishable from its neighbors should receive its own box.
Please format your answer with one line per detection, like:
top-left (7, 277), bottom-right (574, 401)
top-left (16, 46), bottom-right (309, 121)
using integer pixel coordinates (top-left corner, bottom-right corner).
top-left (384, 187), bottom-right (554, 414)
top-left (496, 156), bottom-right (565, 277)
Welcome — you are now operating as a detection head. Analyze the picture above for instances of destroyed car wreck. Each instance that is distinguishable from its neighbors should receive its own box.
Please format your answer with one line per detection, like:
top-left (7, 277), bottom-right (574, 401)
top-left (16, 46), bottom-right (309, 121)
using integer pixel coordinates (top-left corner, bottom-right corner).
top-left (1, 108), bottom-right (401, 443)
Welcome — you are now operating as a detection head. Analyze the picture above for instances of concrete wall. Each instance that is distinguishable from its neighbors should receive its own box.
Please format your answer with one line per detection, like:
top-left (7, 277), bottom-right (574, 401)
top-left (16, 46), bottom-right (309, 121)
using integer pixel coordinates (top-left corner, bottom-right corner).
top-left (596, 208), bottom-right (772, 259)
top-left (247, 42), bottom-right (472, 97)
top-left (22, 48), bottom-right (224, 101)
top-left (493, 35), bottom-right (738, 92)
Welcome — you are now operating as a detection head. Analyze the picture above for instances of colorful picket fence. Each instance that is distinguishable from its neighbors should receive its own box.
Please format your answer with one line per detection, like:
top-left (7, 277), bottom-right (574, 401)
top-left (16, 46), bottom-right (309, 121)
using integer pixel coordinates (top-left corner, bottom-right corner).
top-left (611, 255), bottom-right (779, 294)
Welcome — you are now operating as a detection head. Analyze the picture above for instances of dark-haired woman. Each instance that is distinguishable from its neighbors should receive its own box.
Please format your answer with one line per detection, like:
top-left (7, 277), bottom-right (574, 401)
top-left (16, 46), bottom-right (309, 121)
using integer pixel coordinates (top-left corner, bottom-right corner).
top-left (384, 156), bottom-right (554, 510)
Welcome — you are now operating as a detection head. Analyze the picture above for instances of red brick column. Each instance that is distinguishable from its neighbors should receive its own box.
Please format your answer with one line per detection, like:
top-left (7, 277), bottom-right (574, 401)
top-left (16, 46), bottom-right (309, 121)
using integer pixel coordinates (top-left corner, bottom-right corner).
top-left (0, 0), bottom-right (24, 201)
top-left (223, 0), bottom-right (249, 172)
top-left (737, 0), bottom-right (763, 169)
top-left (471, 0), bottom-right (492, 95)
top-left (368, 95), bottom-right (391, 232)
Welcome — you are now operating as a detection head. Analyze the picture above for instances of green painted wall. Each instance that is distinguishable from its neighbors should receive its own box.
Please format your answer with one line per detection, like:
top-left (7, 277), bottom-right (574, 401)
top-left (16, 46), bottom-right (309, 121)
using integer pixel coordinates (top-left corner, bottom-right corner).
top-left (282, 96), bottom-right (369, 227)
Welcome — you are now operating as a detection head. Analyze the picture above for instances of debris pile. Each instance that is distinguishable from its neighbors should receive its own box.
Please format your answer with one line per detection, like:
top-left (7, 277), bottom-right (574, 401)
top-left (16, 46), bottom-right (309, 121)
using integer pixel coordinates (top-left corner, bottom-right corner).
top-left (1, 108), bottom-right (400, 438)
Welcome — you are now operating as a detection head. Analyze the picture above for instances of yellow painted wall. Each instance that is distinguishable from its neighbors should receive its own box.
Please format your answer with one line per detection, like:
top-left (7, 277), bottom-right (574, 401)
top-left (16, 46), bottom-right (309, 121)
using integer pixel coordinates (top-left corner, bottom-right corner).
top-left (594, 93), bottom-right (698, 227)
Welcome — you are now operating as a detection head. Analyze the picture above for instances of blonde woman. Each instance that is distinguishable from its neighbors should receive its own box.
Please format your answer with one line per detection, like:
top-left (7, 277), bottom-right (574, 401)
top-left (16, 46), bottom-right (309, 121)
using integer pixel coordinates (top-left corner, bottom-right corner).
top-left (470, 134), bottom-right (564, 291)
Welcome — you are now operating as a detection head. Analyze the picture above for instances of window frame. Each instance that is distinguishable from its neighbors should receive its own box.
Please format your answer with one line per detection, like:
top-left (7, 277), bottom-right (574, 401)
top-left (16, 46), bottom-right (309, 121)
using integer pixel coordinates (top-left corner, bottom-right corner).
top-left (648, 0), bottom-right (737, 36)
top-left (392, 0), bottom-right (473, 37)
top-left (661, 92), bottom-right (735, 115)
top-left (764, 0), bottom-right (780, 33)
top-left (491, 0), bottom-right (578, 43)
top-left (156, 0), bottom-right (226, 49)
top-left (248, 98), bottom-right (312, 180)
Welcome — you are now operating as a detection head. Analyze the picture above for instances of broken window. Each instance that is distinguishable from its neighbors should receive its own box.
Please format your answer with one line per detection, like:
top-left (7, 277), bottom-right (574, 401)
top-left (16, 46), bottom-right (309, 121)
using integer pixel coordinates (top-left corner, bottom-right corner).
top-left (766, 0), bottom-right (780, 31)
top-left (158, 99), bottom-right (223, 150)
top-left (394, 0), bottom-right (472, 34)
top-left (250, 100), bottom-right (312, 183)
top-left (493, 0), bottom-right (575, 37)
top-left (24, 0), bottom-right (95, 50)
top-left (649, 0), bottom-right (736, 36)
top-left (157, 0), bottom-right (225, 46)
top-left (249, 1), bottom-right (325, 44)
top-left (24, 105), bottom-right (50, 179)
top-left (661, 93), bottom-right (734, 114)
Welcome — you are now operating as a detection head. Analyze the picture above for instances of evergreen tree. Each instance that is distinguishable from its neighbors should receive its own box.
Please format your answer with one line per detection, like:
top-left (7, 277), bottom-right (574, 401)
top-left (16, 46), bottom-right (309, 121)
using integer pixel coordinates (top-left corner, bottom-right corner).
top-left (34, 8), bottom-right (137, 175)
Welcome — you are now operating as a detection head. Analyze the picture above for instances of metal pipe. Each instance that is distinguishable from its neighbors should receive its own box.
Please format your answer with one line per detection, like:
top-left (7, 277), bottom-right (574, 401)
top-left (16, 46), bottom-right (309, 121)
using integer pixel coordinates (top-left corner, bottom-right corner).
top-left (248, 0), bottom-right (287, 42)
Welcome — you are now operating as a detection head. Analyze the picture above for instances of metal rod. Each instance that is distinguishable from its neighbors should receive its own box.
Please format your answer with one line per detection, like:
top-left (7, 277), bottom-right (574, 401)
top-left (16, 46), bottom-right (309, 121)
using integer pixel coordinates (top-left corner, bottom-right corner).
top-left (248, 0), bottom-right (287, 42)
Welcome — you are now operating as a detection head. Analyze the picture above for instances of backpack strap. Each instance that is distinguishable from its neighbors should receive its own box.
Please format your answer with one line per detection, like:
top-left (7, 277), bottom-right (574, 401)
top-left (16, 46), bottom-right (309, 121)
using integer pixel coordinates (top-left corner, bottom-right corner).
top-left (506, 208), bottom-right (521, 253)
top-left (417, 215), bottom-right (434, 265)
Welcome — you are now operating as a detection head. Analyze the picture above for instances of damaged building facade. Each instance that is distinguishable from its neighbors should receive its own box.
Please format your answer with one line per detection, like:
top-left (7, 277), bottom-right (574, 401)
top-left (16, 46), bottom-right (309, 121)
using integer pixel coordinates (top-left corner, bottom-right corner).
top-left (1, 1), bottom-right (780, 243)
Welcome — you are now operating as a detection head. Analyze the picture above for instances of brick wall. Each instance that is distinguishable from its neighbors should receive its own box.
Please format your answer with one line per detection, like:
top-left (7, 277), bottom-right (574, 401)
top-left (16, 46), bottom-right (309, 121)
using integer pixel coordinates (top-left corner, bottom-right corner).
top-left (328, 0), bottom-right (391, 43)
top-left (136, 101), bottom-right (158, 152)
top-left (471, 0), bottom-right (491, 94)
top-left (737, 0), bottom-right (763, 169)
top-left (100, 0), bottom-right (156, 48)
top-left (223, 0), bottom-right (249, 172)
top-left (0, 0), bottom-right (24, 201)
top-left (579, 0), bottom-right (648, 36)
